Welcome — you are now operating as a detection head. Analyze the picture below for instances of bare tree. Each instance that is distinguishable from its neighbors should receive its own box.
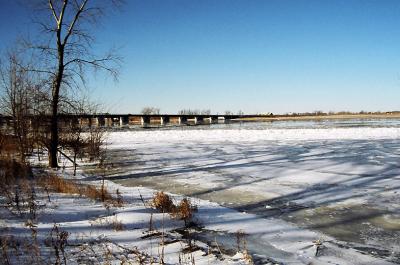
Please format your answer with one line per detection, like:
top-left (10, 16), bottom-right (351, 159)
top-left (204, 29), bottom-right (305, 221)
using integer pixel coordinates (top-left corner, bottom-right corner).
top-left (200, 109), bottom-right (211, 115)
top-left (59, 96), bottom-right (104, 175)
top-left (178, 109), bottom-right (211, 115)
top-left (0, 46), bottom-right (55, 163)
top-left (178, 109), bottom-right (198, 115)
top-left (26, 0), bottom-right (121, 168)
top-left (141, 107), bottom-right (160, 115)
top-left (0, 52), bottom-right (36, 161)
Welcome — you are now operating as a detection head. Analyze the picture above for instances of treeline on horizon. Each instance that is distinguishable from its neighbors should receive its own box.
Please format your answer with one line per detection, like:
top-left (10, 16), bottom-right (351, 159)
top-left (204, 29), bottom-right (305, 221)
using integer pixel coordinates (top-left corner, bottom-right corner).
top-left (134, 107), bottom-right (400, 116)
top-left (278, 110), bottom-right (400, 117)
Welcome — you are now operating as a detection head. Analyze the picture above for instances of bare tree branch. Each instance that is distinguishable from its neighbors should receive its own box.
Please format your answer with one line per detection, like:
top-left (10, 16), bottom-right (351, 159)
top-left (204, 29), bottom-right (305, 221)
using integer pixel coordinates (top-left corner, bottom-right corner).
top-left (63, 0), bottom-right (88, 45)
top-left (48, 0), bottom-right (59, 23)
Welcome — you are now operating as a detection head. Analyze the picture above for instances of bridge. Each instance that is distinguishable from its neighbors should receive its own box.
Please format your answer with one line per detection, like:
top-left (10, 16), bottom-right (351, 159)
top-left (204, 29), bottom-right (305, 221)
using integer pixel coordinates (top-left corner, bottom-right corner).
top-left (0, 113), bottom-right (272, 128)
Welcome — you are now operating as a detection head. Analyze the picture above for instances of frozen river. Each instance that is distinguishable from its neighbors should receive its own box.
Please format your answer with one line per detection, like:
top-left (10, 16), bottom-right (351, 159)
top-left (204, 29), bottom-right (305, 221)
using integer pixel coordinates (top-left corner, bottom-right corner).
top-left (103, 119), bottom-right (400, 263)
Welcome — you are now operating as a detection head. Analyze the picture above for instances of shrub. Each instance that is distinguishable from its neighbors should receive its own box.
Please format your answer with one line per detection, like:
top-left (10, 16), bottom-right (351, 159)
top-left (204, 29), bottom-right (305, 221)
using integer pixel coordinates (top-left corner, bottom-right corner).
top-left (152, 191), bottom-right (174, 213)
top-left (0, 159), bottom-right (33, 215)
top-left (151, 192), bottom-right (198, 227)
top-left (173, 198), bottom-right (197, 226)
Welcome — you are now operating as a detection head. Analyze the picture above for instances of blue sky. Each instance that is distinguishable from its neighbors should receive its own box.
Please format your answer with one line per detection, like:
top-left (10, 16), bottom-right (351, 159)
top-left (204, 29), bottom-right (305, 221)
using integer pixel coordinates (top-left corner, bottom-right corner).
top-left (1, 0), bottom-right (400, 114)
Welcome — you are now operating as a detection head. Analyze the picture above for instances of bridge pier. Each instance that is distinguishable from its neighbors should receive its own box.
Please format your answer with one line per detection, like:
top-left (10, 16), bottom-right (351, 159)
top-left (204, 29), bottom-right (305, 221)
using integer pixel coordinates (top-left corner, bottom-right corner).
top-left (162, 116), bottom-right (170, 125)
top-left (120, 116), bottom-right (128, 127)
top-left (204, 117), bottom-right (212, 124)
top-left (180, 116), bottom-right (187, 125)
top-left (185, 117), bottom-right (197, 125)
top-left (105, 117), bottom-right (113, 127)
top-left (97, 117), bottom-right (105, 127)
top-left (141, 116), bottom-right (151, 126)
top-left (91, 117), bottom-right (99, 127)
top-left (196, 116), bottom-right (204, 124)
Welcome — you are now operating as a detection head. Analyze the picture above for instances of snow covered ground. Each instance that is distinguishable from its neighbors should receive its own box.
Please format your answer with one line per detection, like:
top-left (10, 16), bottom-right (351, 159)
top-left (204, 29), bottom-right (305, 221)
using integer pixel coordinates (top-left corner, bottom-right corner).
top-left (102, 127), bottom-right (400, 264)
top-left (1, 170), bottom-right (256, 264)
top-left (2, 126), bottom-right (399, 264)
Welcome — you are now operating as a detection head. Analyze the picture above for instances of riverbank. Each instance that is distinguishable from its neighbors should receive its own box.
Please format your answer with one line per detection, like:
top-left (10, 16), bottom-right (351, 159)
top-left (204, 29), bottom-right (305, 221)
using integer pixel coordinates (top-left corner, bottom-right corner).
top-left (3, 125), bottom-right (398, 264)
top-left (238, 113), bottom-right (400, 122)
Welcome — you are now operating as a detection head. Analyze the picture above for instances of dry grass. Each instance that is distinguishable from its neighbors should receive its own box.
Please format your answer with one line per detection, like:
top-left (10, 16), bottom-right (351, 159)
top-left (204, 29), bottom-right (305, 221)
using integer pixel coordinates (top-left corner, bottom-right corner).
top-left (110, 216), bottom-right (124, 231)
top-left (151, 192), bottom-right (197, 226)
top-left (115, 189), bottom-right (124, 207)
top-left (0, 159), bottom-right (34, 216)
top-left (84, 184), bottom-right (112, 202)
top-left (152, 191), bottom-right (174, 212)
top-left (235, 229), bottom-right (253, 264)
top-left (0, 158), bottom-right (31, 182)
top-left (0, 133), bottom-right (20, 158)
top-left (37, 174), bottom-right (121, 205)
top-left (38, 174), bottom-right (81, 195)
top-left (172, 198), bottom-right (197, 226)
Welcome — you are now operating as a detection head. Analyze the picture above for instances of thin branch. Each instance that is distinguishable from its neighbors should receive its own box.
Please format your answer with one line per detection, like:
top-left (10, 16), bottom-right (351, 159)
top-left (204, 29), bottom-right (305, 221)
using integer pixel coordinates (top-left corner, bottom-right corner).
top-left (63, 0), bottom-right (89, 45)
top-left (48, 0), bottom-right (59, 23)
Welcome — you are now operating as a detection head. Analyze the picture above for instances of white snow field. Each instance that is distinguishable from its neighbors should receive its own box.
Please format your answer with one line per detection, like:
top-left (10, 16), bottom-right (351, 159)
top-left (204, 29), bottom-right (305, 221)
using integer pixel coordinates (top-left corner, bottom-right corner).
top-left (2, 126), bottom-right (399, 265)
top-left (103, 127), bottom-right (400, 264)
top-left (0, 174), bottom-right (254, 264)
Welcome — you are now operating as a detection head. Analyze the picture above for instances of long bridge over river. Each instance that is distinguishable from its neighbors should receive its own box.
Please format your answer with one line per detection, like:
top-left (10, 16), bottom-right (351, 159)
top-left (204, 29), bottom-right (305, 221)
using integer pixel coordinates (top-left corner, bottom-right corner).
top-left (0, 113), bottom-right (272, 128)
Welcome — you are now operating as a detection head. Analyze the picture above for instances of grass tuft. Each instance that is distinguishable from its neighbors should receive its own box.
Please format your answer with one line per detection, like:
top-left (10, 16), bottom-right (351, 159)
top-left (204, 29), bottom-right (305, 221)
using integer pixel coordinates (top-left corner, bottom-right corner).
top-left (151, 192), bottom-right (198, 227)
top-left (152, 191), bottom-right (174, 213)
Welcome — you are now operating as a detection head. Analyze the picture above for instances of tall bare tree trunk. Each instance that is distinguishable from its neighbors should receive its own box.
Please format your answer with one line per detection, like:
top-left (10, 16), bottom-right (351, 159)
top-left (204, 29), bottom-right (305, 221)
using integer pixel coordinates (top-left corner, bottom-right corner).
top-left (49, 98), bottom-right (59, 168)
top-left (49, 44), bottom-right (64, 168)
top-left (31, 0), bottom-right (120, 168)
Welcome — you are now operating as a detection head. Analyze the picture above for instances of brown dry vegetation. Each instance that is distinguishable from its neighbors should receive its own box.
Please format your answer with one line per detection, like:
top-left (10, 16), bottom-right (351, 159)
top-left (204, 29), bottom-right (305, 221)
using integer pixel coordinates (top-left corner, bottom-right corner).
top-left (37, 174), bottom-right (124, 207)
top-left (0, 154), bottom-right (34, 216)
top-left (152, 191), bottom-right (197, 226)
top-left (110, 216), bottom-right (124, 231)
top-left (173, 198), bottom-right (197, 226)
top-left (152, 191), bottom-right (175, 212)
top-left (0, 134), bottom-right (19, 158)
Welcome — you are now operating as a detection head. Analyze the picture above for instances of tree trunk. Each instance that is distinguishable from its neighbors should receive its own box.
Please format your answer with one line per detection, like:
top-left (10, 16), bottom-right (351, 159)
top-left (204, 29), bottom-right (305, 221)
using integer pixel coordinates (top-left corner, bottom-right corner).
top-left (48, 44), bottom-right (64, 168)
top-left (49, 101), bottom-right (59, 168)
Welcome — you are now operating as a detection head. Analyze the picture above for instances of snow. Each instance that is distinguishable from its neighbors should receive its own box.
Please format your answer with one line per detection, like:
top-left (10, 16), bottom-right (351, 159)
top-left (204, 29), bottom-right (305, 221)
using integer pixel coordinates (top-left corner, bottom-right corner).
top-left (2, 127), bottom-right (399, 264)
top-left (109, 128), bottom-right (400, 148)
top-left (103, 127), bottom-right (400, 264)
top-left (0, 173), bottom-right (254, 264)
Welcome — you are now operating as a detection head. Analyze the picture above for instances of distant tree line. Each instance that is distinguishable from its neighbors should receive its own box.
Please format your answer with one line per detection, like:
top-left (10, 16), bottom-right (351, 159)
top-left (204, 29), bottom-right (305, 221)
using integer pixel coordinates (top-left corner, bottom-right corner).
top-left (178, 109), bottom-right (211, 115)
top-left (139, 108), bottom-right (247, 116)
top-left (279, 110), bottom-right (397, 116)
top-left (141, 107), bottom-right (160, 115)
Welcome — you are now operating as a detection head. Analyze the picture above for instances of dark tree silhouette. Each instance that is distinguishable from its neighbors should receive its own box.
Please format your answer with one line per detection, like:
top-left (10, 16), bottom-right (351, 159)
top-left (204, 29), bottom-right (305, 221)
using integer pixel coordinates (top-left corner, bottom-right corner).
top-left (28, 0), bottom-right (121, 167)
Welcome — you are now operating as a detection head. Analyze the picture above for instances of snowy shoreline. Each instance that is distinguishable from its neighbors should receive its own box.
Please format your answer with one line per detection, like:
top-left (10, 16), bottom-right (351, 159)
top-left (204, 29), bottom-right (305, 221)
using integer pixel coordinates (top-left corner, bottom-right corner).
top-left (2, 127), bottom-right (399, 264)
